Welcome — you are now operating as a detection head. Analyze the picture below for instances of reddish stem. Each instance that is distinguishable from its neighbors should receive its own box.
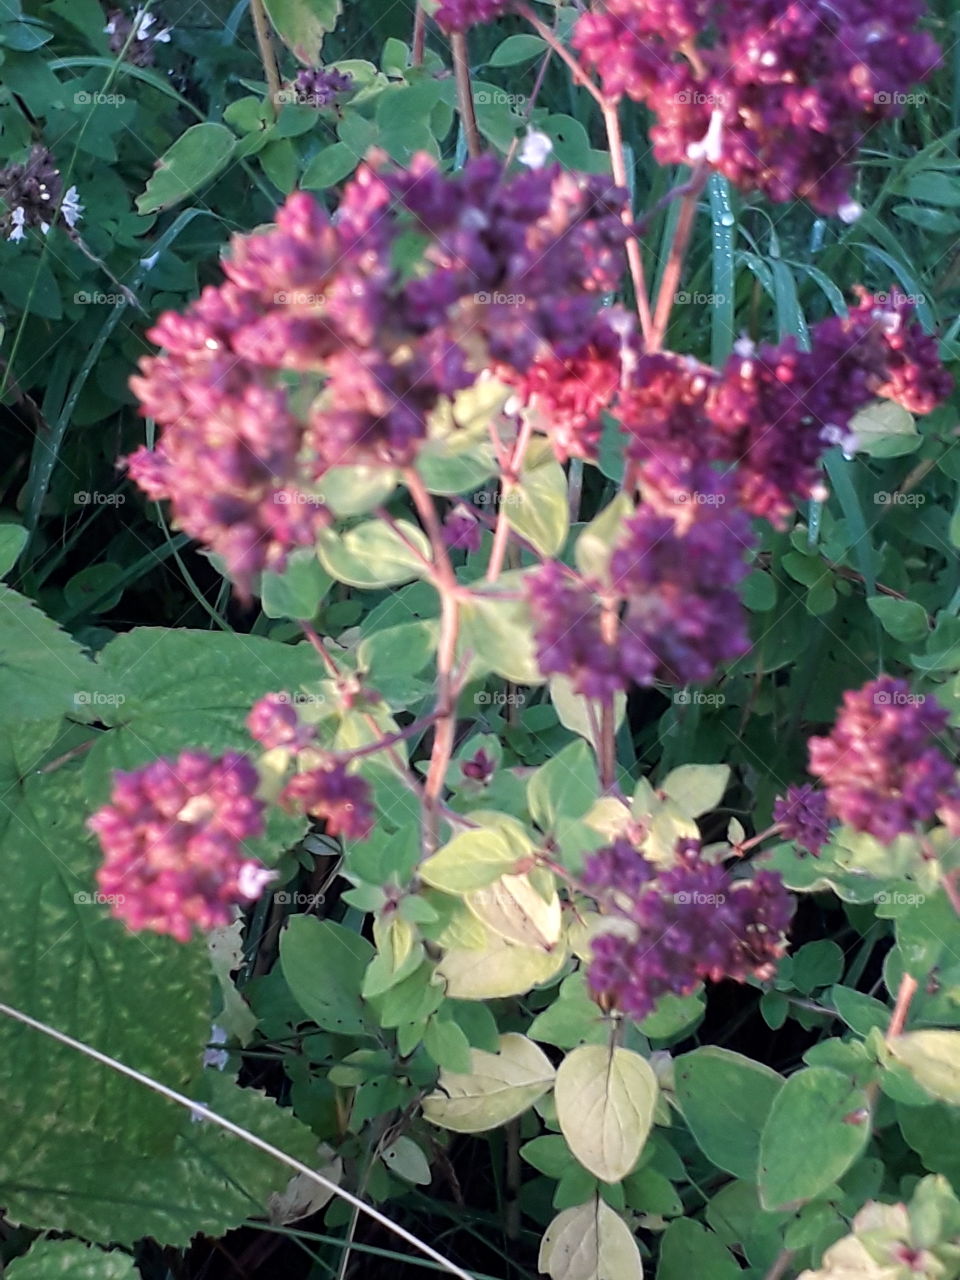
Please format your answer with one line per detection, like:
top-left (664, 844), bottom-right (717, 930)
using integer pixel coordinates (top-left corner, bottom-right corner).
top-left (515, 3), bottom-right (605, 107)
top-left (412, 4), bottom-right (426, 65)
top-left (451, 32), bottom-right (481, 158)
top-left (487, 416), bottom-right (533, 583)
top-left (602, 99), bottom-right (653, 342)
top-left (649, 166), bottom-right (709, 351)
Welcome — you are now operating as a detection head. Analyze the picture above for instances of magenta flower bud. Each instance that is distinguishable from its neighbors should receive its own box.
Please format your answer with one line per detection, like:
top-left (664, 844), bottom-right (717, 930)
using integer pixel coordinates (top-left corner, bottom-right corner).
top-left (281, 762), bottom-right (374, 841)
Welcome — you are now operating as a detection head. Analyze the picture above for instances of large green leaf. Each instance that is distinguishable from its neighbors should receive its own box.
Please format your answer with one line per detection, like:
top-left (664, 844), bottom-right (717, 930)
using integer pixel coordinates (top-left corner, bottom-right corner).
top-left (280, 916), bottom-right (374, 1035)
top-left (6, 1240), bottom-right (137, 1279)
top-left (676, 1048), bottom-right (783, 1180)
top-left (758, 1067), bottom-right (871, 1209)
top-left (136, 124), bottom-right (237, 214)
top-left (656, 1219), bottom-right (741, 1280)
top-left (0, 585), bottom-right (93, 723)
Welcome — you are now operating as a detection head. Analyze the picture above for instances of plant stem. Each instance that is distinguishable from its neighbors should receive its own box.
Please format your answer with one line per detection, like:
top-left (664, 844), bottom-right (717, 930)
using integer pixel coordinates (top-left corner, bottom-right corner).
top-left (405, 468), bottom-right (462, 855)
top-left (649, 165), bottom-right (709, 351)
top-left (412, 3), bottom-right (427, 65)
top-left (602, 99), bottom-right (654, 341)
top-left (249, 0), bottom-right (282, 118)
top-left (487, 416), bottom-right (533, 583)
top-left (451, 32), bottom-right (481, 158)
top-left (763, 1249), bottom-right (796, 1280)
top-left (515, 3), bottom-right (605, 107)
top-left (886, 972), bottom-right (918, 1041)
top-left (599, 697), bottom-right (616, 790)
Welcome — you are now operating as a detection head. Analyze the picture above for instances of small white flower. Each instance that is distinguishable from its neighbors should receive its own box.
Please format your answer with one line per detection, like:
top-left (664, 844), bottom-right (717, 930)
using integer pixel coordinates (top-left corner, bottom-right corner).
top-left (61, 185), bottom-right (83, 228)
top-left (203, 1023), bottom-right (230, 1071)
top-left (135, 11), bottom-right (172, 43)
top-left (40, 221), bottom-right (50, 236)
top-left (237, 861), bottom-right (275, 900)
top-left (8, 207), bottom-right (26, 242)
top-left (518, 130), bottom-right (553, 170)
top-left (838, 199), bottom-right (862, 224)
top-left (139, 250), bottom-right (160, 270)
top-left (104, 18), bottom-right (117, 35)
top-left (687, 108), bottom-right (724, 165)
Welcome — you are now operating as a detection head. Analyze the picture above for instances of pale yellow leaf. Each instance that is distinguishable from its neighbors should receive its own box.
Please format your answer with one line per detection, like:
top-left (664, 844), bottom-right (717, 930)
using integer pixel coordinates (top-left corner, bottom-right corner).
top-left (539, 1197), bottom-right (644, 1280)
top-left (437, 927), bottom-right (568, 998)
top-left (421, 827), bottom-right (520, 894)
top-left (422, 1033), bottom-right (555, 1133)
top-left (888, 1031), bottom-right (960, 1105)
top-left (659, 765), bottom-right (730, 819)
top-left (465, 873), bottom-right (562, 949)
top-left (555, 1045), bottom-right (658, 1182)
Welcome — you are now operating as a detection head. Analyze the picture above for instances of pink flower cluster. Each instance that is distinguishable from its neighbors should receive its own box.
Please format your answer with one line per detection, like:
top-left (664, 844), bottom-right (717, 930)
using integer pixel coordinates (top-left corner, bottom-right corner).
top-left (808, 676), bottom-right (959, 844)
top-left (88, 752), bottom-right (272, 942)
top-left (584, 837), bottom-right (794, 1020)
top-left (128, 154), bottom-right (627, 591)
top-left (574, 0), bottom-right (941, 215)
top-left (434, 0), bottom-right (511, 32)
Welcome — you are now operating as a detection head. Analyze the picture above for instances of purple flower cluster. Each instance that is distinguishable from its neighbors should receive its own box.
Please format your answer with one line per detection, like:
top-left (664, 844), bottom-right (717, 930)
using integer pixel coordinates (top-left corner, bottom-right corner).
top-left (574, 0), bottom-right (941, 215)
top-left (434, 0), bottom-right (511, 32)
top-left (128, 155), bottom-right (627, 591)
top-left (292, 66), bottom-right (354, 107)
top-left (773, 784), bottom-right (832, 856)
top-left (615, 292), bottom-right (952, 525)
top-left (281, 762), bottom-right (375, 840)
top-left (246, 693), bottom-right (318, 751)
top-left (88, 752), bottom-right (271, 942)
top-left (808, 677), bottom-right (959, 843)
top-left (526, 463), bottom-right (752, 693)
top-left (583, 837), bottom-right (794, 1020)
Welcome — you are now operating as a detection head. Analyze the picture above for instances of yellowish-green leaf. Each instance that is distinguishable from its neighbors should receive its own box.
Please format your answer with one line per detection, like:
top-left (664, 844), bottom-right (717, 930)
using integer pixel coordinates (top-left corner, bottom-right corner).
top-left (550, 675), bottom-right (626, 746)
top-left (847, 398), bottom-right (918, 459)
top-left (422, 1033), bottom-right (555, 1132)
top-left (575, 493), bottom-right (634, 584)
top-left (659, 765), bottom-right (730, 820)
top-left (555, 1045), bottom-right (658, 1182)
top-left (888, 1031), bottom-right (960, 1105)
top-left (539, 1197), bottom-right (644, 1280)
top-left (317, 520), bottom-right (431, 588)
top-left (505, 438), bottom-right (570, 557)
top-left (421, 827), bottom-right (521, 894)
top-left (465, 873), bottom-right (562, 949)
top-left (437, 927), bottom-right (568, 998)
top-left (460, 579), bottom-right (544, 685)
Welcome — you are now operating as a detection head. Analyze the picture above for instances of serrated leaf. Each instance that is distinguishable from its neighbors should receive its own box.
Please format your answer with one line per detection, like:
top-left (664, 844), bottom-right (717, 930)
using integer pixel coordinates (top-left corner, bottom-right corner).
top-left (555, 1045), bottom-right (658, 1183)
top-left (6, 1240), bottom-right (138, 1278)
top-left (0, 585), bottom-right (93, 722)
top-left (758, 1067), bottom-right (871, 1209)
top-left (422, 1033), bottom-right (555, 1132)
top-left (539, 1197), bottom-right (644, 1280)
top-left (675, 1048), bottom-right (783, 1180)
top-left (137, 124), bottom-right (236, 214)
top-left (263, 0), bottom-right (341, 64)
top-left (888, 1031), bottom-right (960, 1105)
top-left (0, 523), bottom-right (27, 577)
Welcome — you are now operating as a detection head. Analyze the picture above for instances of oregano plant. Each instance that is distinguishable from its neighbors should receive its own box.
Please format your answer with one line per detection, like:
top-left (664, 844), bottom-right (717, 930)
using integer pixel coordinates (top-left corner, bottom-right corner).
top-left (2, 0), bottom-right (960, 1277)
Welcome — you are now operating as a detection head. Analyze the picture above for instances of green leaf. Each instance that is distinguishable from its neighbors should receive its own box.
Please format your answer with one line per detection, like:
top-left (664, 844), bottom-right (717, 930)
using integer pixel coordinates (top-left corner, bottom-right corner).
top-left (421, 826), bottom-right (521, 893)
top-left (136, 124), bottom-right (237, 214)
top-left (423, 1013), bottom-right (473, 1073)
top-left (758, 1067), bottom-right (871, 1209)
top-left (504, 440), bottom-right (570, 558)
top-left (0, 585), bottom-right (93, 722)
top-left (830, 987), bottom-right (889, 1037)
top-left (527, 739), bottom-right (600, 831)
top-left (656, 1219), bottom-right (741, 1280)
top-left (261, 549), bottom-right (332, 620)
top-left (574, 493), bottom-right (633, 583)
top-left (487, 33), bottom-right (546, 66)
top-left (676, 1048), bottom-right (783, 1180)
top-left (317, 520), bottom-right (431, 588)
top-left (263, 0), bottom-right (341, 64)
top-left (381, 1136), bottom-right (431, 1186)
top-left (280, 917), bottom-right (373, 1035)
top-left (659, 764), bottom-right (729, 819)
top-left (422, 1033), bottom-right (555, 1132)
top-left (555, 1045), bottom-right (658, 1183)
top-left (847, 400), bottom-right (919, 459)
top-left (320, 465), bottom-right (398, 517)
top-left (867, 596), bottom-right (930, 644)
top-left (460, 583), bottom-right (543, 684)
top-left (888, 1031), bottom-right (960, 1105)
top-left (792, 941), bottom-right (845, 993)
top-left (540, 1198), bottom-right (643, 1280)
top-left (6, 1240), bottom-right (137, 1278)
top-left (0, 523), bottom-right (27, 577)
top-left (302, 141), bottom-right (358, 190)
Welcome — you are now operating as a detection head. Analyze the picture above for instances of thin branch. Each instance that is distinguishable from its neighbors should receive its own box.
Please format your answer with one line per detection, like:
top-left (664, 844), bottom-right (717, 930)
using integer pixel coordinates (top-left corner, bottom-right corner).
top-left (515, 3), bottom-right (605, 107)
top-left (249, 0), bottom-right (283, 118)
top-left (412, 3), bottom-right (427, 66)
top-left (649, 165), bottom-right (709, 351)
top-left (451, 33), bottom-right (481, 158)
top-left (0, 1001), bottom-right (477, 1280)
top-left (487, 416), bottom-right (533, 583)
top-left (602, 99), bottom-right (654, 341)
